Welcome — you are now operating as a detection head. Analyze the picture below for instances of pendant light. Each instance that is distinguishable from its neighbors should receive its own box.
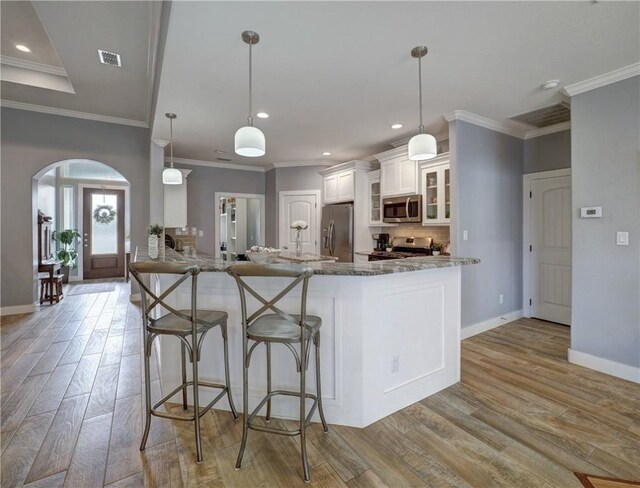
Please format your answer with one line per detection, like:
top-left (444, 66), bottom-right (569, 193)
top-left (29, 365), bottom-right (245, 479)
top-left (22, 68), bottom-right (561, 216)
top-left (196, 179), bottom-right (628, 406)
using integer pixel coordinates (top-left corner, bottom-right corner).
top-left (235, 31), bottom-right (265, 157)
top-left (162, 113), bottom-right (182, 185)
top-left (408, 46), bottom-right (437, 161)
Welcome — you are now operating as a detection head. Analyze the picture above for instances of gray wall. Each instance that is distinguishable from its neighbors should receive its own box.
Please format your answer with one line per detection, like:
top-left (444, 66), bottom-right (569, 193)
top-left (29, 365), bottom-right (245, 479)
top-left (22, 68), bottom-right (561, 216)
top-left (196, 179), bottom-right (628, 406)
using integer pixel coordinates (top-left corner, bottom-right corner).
top-left (523, 129), bottom-right (571, 174)
top-left (175, 164), bottom-right (265, 255)
top-left (1, 108), bottom-right (150, 308)
top-left (265, 169), bottom-right (277, 247)
top-left (571, 76), bottom-right (640, 368)
top-left (452, 120), bottom-right (524, 329)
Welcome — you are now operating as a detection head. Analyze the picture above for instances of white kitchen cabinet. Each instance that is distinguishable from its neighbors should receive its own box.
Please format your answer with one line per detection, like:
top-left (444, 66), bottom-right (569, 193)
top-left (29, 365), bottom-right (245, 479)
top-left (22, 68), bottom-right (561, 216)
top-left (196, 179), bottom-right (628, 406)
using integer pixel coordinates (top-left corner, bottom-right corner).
top-left (419, 155), bottom-right (450, 225)
top-left (323, 174), bottom-right (338, 203)
top-left (337, 170), bottom-right (355, 202)
top-left (379, 157), bottom-right (418, 197)
top-left (323, 169), bottom-right (356, 204)
top-left (163, 168), bottom-right (191, 228)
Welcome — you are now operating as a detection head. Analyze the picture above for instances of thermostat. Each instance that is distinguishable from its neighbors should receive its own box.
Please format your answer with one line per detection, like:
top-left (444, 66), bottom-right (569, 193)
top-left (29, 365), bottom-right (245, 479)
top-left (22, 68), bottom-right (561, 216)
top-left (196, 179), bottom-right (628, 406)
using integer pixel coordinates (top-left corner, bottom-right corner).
top-left (580, 206), bottom-right (602, 218)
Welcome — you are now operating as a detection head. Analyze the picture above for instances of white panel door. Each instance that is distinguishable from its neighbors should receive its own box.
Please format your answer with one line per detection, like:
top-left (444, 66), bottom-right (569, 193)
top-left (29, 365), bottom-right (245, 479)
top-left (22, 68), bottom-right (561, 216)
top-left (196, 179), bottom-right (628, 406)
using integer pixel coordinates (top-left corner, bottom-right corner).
top-left (531, 176), bottom-right (572, 325)
top-left (279, 191), bottom-right (320, 253)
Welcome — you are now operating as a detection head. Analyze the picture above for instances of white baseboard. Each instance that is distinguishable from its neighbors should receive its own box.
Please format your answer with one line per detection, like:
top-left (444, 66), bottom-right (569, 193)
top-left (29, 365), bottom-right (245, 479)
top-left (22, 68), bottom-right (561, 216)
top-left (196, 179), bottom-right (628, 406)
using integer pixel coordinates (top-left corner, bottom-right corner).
top-left (461, 309), bottom-right (523, 340)
top-left (568, 348), bottom-right (640, 384)
top-left (0, 303), bottom-right (36, 316)
top-left (129, 293), bottom-right (141, 302)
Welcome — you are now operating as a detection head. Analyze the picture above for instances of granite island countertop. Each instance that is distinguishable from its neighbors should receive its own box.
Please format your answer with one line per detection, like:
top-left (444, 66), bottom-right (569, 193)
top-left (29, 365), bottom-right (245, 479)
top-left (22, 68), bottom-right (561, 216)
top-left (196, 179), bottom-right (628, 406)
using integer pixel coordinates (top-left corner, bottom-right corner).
top-left (134, 247), bottom-right (480, 277)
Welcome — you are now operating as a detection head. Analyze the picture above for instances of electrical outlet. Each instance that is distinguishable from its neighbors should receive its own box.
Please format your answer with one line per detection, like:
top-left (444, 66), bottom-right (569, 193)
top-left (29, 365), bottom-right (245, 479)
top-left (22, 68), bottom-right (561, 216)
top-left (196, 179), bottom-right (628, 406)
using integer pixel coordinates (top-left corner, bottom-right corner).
top-left (463, 230), bottom-right (468, 241)
top-left (392, 355), bottom-right (399, 374)
top-left (499, 294), bottom-right (504, 304)
top-left (198, 230), bottom-right (204, 237)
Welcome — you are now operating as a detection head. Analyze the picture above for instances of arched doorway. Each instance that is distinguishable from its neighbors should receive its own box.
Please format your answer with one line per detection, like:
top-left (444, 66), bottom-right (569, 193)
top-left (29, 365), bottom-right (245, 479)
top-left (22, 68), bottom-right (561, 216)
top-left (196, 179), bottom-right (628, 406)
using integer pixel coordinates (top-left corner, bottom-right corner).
top-left (33, 159), bottom-right (131, 283)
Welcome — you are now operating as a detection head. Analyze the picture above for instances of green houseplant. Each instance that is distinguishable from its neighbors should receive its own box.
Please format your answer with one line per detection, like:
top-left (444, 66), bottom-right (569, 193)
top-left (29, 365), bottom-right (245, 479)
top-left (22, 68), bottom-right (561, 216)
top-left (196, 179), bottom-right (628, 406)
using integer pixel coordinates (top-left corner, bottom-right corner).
top-left (147, 223), bottom-right (163, 259)
top-left (52, 229), bottom-right (81, 282)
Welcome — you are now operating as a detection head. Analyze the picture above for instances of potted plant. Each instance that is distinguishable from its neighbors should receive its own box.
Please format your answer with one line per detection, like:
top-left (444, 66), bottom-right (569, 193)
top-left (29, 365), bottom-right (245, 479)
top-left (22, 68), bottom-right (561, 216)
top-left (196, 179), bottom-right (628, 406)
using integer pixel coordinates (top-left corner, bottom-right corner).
top-left (147, 223), bottom-right (163, 259)
top-left (432, 242), bottom-right (442, 256)
top-left (51, 229), bottom-right (81, 283)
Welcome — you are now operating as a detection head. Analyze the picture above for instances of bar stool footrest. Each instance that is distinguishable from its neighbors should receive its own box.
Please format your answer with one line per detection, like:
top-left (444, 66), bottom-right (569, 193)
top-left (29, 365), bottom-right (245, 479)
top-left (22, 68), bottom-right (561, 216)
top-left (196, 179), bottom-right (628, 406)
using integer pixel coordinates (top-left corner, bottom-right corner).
top-left (247, 389), bottom-right (319, 436)
top-left (150, 381), bottom-right (230, 421)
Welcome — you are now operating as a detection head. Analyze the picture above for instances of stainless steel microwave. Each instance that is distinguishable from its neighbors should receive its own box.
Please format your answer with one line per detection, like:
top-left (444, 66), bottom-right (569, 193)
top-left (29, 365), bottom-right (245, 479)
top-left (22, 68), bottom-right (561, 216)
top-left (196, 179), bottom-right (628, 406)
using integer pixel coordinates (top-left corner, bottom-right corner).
top-left (383, 195), bottom-right (422, 223)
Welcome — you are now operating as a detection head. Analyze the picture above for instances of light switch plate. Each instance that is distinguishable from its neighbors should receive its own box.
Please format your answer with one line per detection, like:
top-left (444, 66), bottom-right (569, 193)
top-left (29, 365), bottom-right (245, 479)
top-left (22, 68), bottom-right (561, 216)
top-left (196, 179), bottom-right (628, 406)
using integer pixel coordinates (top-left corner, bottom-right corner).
top-left (616, 231), bottom-right (629, 246)
top-left (463, 230), bottom-right (468, 241)
top-left (580, 206), bottom-right (602, 218)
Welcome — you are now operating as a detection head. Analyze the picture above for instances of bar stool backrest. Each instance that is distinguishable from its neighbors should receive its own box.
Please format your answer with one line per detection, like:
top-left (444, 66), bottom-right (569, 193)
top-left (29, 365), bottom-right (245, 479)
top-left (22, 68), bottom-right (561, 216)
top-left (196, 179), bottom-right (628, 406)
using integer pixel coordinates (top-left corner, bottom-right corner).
top-left (226, 263), bottom-right (314, 337)
top-left (129, 261), bottom-right (201, 328)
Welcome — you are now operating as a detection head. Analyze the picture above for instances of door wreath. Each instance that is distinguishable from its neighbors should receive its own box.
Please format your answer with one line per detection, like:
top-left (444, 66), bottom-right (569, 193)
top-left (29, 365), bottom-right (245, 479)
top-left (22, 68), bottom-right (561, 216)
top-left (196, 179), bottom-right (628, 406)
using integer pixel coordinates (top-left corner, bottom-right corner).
top-left (93, 205), bottom-right (116, 224)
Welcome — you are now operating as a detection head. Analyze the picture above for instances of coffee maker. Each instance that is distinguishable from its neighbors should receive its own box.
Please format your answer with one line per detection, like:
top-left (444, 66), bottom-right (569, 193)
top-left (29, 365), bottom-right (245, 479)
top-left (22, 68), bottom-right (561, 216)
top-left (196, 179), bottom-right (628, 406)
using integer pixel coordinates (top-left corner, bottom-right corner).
top-left (372, 233), bottom-right (390, 251)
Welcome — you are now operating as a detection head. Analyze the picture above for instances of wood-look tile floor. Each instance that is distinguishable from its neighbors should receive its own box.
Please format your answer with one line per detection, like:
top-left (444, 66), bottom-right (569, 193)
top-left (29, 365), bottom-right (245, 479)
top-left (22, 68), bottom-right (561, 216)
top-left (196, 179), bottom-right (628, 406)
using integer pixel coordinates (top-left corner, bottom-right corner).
top-left (2, 279), bottom-right (639, 487)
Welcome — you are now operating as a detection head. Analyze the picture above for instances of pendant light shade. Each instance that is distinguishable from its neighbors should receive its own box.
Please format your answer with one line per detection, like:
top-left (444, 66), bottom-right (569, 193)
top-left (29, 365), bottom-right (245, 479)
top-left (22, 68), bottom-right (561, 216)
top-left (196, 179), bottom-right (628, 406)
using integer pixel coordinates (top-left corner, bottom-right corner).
top-left (162, 167), bottom-right (183, 185)
top-left (235, 125), bottom-right (265, 157)
top-left (235, 31), bottom-right (265, 158)
top-left (408, 46), bottom-right (437, 162)
top-left (163, 113), bottom-right (182, 185)
top-left (408, 133), bottom-right (437, 161)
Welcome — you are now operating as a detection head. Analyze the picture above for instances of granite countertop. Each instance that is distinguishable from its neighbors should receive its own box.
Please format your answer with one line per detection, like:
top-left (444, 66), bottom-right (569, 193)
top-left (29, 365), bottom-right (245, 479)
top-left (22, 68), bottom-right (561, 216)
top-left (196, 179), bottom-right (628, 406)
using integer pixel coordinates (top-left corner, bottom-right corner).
top-left (278, 251), bottom-right (338, 263)
top-left (135, 247), bottom-right (480, 277)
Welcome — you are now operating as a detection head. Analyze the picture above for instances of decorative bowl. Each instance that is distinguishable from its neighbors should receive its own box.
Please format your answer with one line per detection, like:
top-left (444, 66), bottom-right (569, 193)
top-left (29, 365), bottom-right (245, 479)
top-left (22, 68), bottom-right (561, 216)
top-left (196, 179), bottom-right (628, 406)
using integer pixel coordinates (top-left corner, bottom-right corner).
top-left (246, 250), bottom-right (281, 264)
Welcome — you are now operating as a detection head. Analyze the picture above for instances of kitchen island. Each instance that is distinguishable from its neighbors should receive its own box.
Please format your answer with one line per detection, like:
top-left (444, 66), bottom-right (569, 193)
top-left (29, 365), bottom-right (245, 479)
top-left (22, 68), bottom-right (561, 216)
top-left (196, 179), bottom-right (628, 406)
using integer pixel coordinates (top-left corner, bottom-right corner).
top-left (134, 248), bottom-right (479, 427)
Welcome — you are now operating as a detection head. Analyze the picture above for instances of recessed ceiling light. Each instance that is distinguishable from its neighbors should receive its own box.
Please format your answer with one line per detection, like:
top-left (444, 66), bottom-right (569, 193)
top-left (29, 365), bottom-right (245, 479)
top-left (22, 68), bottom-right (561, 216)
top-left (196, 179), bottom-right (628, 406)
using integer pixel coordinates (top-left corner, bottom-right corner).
top-left (322, 152), bottom-right (331, 156)
top-left (391, 123), bottom-right (403, 129)
top-left (542, 80), bottom-right (561, 90)
top-left (15, 44), bottom-right (31, 53)
top-left (256, 112), bottom-right (269, 119)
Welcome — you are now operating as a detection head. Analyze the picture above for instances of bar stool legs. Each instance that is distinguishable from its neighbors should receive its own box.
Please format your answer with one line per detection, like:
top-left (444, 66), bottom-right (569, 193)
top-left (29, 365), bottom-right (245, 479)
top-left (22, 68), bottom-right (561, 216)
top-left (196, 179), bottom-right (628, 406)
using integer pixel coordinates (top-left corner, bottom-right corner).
top-left (315, 335), bottom-right (329, 433)
top-left (222, 324), bottom-right (238, 419)
top-left (266, 343), bottom-right (272, 422)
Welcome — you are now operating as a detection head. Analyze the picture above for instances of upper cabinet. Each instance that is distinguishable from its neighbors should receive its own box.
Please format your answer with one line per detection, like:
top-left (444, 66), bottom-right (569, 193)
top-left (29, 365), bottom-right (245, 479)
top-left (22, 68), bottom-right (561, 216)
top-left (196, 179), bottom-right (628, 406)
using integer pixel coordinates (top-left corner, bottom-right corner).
top-left (374, 147), bottom-right (418, 197)
top-left (367, 170), bottom-right (382, 225)
top-left (320, 160), bottom-right (378, 205)
top-left (163, 168), bottom-right (191, 228)
top-left (419, 153), bottom-right (450, 225)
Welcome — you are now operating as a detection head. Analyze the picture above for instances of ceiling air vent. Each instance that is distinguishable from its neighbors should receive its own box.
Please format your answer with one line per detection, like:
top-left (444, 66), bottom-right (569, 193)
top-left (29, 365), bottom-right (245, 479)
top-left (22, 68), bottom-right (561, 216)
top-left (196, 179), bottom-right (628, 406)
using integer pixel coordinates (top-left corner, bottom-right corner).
top-left (98, 49), bottom-right (122, 67)
top-left (510, 101), bottom-right (570, 128)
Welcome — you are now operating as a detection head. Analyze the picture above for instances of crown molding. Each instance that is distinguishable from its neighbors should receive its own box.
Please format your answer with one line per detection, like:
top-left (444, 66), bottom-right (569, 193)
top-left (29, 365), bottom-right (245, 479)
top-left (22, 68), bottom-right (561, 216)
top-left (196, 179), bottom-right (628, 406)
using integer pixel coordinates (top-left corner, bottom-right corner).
top-left (562, 63), bottom-right (640, 97)
top-left (445, 110), bottom-right (527, 139)
top-left (523, 121), bottom-right (571, 140)
top-left (0, 55), bottom-right (67, 77)
top-left (389, 130), bottom-right (449, 148)
top-left (1, 99), bottom-right (148, 128)
top-left (271, 161), bottom-right (335, 169)
top-left (318, 160), bottom-right (379, 176)
top-left (167, 157), bottom-right (266, 173)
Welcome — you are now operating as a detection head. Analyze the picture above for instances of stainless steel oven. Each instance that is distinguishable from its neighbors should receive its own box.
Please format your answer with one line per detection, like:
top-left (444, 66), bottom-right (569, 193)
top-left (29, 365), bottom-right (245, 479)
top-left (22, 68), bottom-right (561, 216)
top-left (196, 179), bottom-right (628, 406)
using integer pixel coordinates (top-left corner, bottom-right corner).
top-left (383, 195), bottom-right (422, 223)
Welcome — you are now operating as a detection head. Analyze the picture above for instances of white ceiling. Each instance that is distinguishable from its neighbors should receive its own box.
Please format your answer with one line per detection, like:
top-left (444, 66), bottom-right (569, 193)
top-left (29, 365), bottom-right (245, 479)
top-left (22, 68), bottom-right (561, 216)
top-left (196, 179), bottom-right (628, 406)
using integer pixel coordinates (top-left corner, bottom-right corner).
top-left (1, 1), bottom-right (160, 124)
top-left (152, 1), bottom-right (639, 168)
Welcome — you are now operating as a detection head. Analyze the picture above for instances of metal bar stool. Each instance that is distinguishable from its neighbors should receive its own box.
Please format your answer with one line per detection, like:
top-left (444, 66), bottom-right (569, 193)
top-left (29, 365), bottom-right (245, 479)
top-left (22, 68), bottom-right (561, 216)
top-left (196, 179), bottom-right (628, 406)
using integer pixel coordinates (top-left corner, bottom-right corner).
top-left (129, 261), bottom-right (238, 463)
top-left (226, 262), bottom-right (329, 483)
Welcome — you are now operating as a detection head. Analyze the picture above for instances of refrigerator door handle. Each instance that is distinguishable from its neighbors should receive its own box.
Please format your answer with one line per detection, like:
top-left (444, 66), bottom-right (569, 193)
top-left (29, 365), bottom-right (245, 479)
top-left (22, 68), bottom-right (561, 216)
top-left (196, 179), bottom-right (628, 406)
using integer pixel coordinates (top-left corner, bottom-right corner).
top-left (406, 197), bottom-right (410, 218)
top-left (329, 220), bottom-right (335, 255)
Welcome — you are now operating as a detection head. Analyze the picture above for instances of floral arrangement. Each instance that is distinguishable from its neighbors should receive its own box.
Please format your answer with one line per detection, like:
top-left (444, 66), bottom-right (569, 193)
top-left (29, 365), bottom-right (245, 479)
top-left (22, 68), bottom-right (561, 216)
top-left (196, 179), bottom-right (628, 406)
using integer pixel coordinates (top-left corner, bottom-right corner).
top-left (248, 246), bottom-right (280, 253)
top-left (290, 220), bottom-right (308, 230)
top-left (147, 224), bottom-right (164, 237)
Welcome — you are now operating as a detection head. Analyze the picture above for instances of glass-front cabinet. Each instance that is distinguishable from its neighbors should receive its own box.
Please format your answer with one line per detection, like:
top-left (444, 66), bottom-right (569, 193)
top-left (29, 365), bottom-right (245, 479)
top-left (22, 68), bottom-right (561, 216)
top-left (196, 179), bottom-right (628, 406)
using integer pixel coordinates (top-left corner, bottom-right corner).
top-left (367, 170), bottom-right (382, 225)
top-left (419, 154), bottom-right (450, 225)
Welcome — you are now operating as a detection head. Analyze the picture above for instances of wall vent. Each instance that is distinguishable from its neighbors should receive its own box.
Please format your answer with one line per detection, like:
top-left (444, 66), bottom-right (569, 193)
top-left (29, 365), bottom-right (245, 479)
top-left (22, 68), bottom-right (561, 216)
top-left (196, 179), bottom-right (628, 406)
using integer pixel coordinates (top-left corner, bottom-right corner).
top-left (98, 50), bottom-right (122, 67)
top-left (510, 101), bottom-right (570, 128)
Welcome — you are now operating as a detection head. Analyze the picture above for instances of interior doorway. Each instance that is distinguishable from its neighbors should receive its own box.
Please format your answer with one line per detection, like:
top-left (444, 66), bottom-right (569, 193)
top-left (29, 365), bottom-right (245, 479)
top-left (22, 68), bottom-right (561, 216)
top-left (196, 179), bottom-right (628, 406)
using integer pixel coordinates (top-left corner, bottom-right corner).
top-left (523, 169), bottom-right (572, 325)
top-left (33, 159), bottom-right (130, 284)
top-left (82, 187), bottom-right (125, 279)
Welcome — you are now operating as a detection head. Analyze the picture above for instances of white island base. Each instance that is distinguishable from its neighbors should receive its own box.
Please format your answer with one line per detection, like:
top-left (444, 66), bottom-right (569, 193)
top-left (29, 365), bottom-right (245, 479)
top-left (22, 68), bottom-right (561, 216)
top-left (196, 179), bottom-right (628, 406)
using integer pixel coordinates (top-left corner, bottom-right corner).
top-left (153, 265), bottom-right (461, 428)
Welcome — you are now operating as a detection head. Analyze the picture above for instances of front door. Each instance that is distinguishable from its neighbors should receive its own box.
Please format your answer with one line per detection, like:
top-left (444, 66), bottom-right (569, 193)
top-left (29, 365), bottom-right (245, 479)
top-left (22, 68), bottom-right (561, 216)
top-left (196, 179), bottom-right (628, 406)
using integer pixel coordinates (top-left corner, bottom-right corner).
top-left (530, 175), bottom-right (572, 325)
top-left (279, 191), bottom-right (319, 254)
top-left (83, 188), bottom-right (125, 279)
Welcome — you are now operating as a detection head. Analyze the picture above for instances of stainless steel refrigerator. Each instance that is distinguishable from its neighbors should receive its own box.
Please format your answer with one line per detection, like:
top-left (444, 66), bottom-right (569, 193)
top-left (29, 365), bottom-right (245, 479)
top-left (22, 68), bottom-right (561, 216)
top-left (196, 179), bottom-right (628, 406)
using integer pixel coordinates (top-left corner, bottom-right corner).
top-left (321, 203), bottom-right (354, 262)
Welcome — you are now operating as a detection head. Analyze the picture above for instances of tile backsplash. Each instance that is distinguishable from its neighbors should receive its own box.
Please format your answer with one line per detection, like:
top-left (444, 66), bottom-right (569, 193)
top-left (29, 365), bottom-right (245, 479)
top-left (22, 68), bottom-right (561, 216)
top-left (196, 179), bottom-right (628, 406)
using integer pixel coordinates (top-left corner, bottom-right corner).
top-left (386, 224), bottom-right (450, 246)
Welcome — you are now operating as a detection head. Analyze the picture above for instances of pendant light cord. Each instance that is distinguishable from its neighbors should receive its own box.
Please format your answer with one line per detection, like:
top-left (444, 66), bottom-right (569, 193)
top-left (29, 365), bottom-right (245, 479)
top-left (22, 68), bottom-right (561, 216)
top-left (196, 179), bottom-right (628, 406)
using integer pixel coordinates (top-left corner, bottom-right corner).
top-left (248, 39), bottom-right (253, 126)
top-left (418, 55), bottom-right (424, 133)
top-left (169, 117), bottom-right (174, 168)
